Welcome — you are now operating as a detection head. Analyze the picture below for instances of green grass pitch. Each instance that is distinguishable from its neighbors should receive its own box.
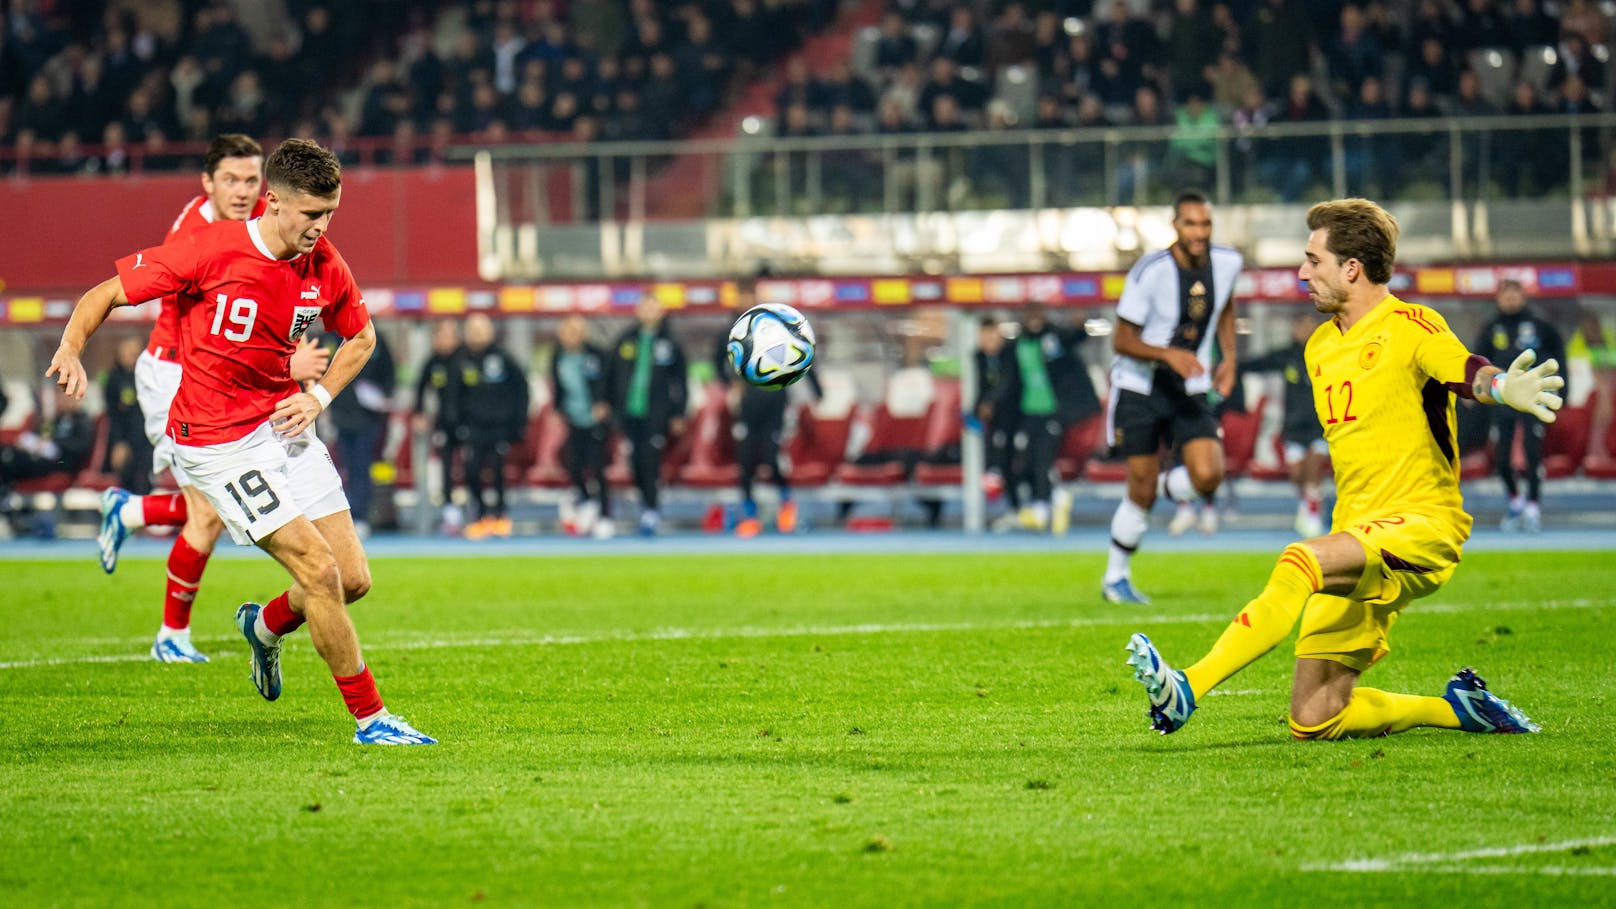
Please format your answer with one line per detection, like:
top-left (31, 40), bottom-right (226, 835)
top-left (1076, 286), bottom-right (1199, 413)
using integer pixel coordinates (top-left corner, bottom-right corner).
top-left (2, 549), bottom-right (1613, 907)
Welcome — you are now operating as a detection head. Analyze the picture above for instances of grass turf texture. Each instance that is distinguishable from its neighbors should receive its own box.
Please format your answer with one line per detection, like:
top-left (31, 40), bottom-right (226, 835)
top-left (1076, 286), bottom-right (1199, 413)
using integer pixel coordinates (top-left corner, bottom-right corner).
top-left (2, 550), bottom-right (1613, 907)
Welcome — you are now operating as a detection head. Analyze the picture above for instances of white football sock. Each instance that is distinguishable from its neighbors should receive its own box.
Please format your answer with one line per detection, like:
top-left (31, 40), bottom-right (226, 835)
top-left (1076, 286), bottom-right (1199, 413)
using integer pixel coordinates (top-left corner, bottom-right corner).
top-left (253, 611), bottom-right (281, 646)
top-left (120, 498), bottom-right (147, 530)
top-left (1106, 498), bottom-right (1149, 583)
top-left (1163, 465), bottom-right (1195, 503)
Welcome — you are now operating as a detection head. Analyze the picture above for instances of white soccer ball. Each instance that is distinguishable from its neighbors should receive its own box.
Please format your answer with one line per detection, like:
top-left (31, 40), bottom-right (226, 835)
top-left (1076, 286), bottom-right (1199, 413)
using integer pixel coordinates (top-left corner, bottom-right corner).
top-left (726, 303), bottom-right (816, 389)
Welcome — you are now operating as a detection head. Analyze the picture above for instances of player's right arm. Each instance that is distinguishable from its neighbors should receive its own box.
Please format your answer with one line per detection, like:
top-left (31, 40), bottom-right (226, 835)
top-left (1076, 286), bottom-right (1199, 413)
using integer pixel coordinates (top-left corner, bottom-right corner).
top-left (51, 239), bottom-right (200, 399)
top-left (1112, 319), bottom-right (1204, 379)
top-left (47, 276), bottom-right (132, 399)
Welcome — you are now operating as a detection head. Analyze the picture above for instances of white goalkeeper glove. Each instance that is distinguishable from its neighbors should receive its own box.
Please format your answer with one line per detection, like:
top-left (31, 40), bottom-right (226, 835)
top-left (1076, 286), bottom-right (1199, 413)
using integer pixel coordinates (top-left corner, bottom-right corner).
top-left (1490, 349), bottom-right (1565, 423)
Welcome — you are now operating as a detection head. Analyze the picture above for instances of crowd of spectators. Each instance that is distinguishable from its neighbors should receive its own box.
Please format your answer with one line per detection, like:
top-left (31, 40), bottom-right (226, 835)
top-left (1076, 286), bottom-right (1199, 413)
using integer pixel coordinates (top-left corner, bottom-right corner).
top-left (1, 0), bottom-right (832, 174)
top-left (762, 0), bottom-right (1616, 207)
top-left (5, 0), bottom-right (1616, 206)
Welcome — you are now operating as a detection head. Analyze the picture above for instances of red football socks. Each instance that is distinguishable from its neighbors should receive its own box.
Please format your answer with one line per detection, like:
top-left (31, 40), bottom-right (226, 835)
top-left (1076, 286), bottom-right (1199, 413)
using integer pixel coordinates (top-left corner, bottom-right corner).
top-left (261, 591), bottom-right (306, 637)
top-left (334, 666), bottom-right (385, 722)
top-left (162, 535), bottom-right (209, 631)
top-left (142, 493), bottom-right (187, 527)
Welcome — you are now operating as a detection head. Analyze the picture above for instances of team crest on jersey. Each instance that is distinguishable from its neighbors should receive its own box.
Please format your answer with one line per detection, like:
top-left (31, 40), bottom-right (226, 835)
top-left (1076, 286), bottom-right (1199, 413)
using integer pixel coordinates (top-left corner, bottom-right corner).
top-left (289, 305), bottom-right (322, 341)
top-left (1187, 280), bottom-right (1207, 319)
top-left (1358, 341), bottom-right (1384, 370)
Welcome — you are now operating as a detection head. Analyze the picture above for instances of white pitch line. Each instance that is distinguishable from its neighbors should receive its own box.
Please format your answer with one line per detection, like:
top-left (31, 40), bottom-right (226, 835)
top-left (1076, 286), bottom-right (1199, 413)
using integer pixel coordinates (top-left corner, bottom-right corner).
top-left (3, 597), bottom-right (1611, 673)
top-left (1306, 835), bottom-right (1616, 876)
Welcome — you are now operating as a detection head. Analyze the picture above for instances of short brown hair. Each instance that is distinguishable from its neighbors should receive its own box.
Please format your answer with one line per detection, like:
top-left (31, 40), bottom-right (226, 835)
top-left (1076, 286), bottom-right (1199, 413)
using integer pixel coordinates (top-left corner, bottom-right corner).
top-left (265, 138), bottom-right (342, 198)
top-left (204, 133), bottom-right (262, 176)
top-left (1306, 199), bottom-right (1399, 284)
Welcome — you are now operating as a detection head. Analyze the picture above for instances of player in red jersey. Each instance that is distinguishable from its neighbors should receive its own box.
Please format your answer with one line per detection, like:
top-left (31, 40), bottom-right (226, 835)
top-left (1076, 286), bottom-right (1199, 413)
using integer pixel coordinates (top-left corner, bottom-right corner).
top-left (95, 133), bottom-right (330, 667)
top-left (50, 139), bottom-right (434, 745)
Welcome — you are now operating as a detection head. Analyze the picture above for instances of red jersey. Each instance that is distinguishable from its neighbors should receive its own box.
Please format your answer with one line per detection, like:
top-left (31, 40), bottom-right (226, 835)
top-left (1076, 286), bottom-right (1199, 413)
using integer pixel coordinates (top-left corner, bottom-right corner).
top-left (117, 218), bottom-right (370, 446)
top-left (145, 194), bottom-right (269, 352)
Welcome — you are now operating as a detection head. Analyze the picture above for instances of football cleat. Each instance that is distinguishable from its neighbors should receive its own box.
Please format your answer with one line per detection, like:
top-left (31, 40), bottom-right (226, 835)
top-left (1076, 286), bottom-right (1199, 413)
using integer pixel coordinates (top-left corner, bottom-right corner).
top-left (1167, 502), bottom-right (1197, 536)
top-left (1499, 502), bottom-right (1524, 532)
top-left (97, 487), bottom-right (132, 574)
top-left (1522, 510), bottom-right (1542, 534)
top-left (151, 633), bottom-right (209, 664)
top-left (1197, 503), bottom-right (1219, 536)
top-left (234, 602), bottom-right (282, 702)
top-left (354, 712), bottom-right (437, 745)
top-left (1125, 632), bottom-right (1198, 734)
top-left (1442, 668), bottom-right (1541, 734)
top-left (776, 499), bottom-right (800, 535)
top-left (1051, 488), bottom-right (1073, 537)
top-left (1102, 577), bottom-right (1152, 605)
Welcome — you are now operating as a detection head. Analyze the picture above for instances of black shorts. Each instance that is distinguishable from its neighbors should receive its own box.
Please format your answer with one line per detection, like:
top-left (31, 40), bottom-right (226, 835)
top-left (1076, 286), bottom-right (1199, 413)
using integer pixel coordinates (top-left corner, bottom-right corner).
top-left (1109, 388), bottom-right (1218, 458)
top-left (1280, 425), bottom-right (1324, 449)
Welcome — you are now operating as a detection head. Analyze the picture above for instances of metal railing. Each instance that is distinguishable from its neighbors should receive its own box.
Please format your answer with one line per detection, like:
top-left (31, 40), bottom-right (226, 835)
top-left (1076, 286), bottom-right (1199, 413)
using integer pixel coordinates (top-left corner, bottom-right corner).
top-left (459, 112), bottom-right (1616, 224)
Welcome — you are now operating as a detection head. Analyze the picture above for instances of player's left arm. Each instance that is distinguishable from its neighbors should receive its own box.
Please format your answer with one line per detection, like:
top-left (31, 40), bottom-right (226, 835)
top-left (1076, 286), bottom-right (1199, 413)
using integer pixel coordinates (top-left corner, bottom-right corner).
top-left (1212, 298), bottom-right (1238, 397)
top-left (1414, 310), bottom-right (1564, 422)
top-left (273, 321), bottom-right (376, 436)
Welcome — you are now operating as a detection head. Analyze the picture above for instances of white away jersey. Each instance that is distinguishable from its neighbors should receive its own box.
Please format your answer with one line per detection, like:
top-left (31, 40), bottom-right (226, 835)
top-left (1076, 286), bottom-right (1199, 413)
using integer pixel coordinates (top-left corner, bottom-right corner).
top-left (1110, 243), bottom-right (1242, 396)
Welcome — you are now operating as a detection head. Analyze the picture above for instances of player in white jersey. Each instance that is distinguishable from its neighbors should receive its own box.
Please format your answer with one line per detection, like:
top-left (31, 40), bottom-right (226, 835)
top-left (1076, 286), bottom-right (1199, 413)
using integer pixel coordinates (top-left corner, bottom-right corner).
top-left (1102, 191), bottom-right (1241, 604)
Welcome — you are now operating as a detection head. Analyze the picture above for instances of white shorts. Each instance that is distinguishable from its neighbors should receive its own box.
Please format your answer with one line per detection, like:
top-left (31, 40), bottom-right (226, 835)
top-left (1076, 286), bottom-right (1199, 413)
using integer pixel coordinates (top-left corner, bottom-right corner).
top-left (1283, 438), bottom-right (1331, 464)
top-left (173, 419), bottom-right (350, 546)
top-left (134, 350), bottom-right (189, 486)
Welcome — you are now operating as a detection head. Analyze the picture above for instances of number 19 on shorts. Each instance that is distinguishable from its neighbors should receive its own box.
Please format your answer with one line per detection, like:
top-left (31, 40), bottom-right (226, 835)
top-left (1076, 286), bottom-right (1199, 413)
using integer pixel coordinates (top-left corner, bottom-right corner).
top-left (225, 469), bottom-right (281, 524)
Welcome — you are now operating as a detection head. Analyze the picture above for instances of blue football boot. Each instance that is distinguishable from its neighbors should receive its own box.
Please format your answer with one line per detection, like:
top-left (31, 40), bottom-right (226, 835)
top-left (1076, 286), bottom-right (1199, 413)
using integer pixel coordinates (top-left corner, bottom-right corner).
top-left (1125, 632), bottom-right (1198, 734)
top-left (1443, 668), bottom-right (1541, 734)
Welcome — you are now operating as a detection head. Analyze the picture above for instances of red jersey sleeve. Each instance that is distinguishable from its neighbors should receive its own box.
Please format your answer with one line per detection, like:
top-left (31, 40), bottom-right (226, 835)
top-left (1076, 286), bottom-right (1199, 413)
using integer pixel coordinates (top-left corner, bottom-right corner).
top-left (319, 246), bottom-right (370, 339)
top-left (116, 237), bottom-right (201, 305)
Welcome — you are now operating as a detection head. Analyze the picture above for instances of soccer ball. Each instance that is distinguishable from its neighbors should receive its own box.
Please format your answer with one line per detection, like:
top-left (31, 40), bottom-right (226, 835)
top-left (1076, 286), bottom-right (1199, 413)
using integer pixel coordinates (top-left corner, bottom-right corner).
top-left (727, 303), bottom-right (816, 389)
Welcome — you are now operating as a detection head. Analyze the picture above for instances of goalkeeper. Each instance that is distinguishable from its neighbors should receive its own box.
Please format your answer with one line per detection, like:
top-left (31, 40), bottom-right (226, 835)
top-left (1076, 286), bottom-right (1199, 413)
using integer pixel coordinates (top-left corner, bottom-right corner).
top-left (1126, 199), bottom-right (1564, 740)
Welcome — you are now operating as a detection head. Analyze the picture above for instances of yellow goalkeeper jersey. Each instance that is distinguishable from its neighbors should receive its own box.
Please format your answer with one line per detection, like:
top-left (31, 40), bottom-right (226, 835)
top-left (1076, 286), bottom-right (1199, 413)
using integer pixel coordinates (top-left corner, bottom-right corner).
top-left (1305, 296), bottom-right (1478, 534)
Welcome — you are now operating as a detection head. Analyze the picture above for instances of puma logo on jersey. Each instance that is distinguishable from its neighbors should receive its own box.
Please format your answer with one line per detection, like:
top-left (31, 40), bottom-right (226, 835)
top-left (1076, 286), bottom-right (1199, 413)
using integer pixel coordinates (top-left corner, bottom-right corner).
top-left (300, 285), bottom-right (321, 300)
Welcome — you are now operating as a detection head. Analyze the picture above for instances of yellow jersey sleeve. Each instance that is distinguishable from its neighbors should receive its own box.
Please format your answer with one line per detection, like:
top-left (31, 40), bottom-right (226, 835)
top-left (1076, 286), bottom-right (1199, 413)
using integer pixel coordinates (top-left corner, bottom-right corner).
top-left (1405, 305), bottom-right (1484, 392)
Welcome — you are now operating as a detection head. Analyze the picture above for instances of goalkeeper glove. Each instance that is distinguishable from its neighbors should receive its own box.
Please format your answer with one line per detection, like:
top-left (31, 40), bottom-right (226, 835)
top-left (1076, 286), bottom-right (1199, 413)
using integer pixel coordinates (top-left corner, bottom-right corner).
top-left (1490, 349), bottom-right (1565, 423)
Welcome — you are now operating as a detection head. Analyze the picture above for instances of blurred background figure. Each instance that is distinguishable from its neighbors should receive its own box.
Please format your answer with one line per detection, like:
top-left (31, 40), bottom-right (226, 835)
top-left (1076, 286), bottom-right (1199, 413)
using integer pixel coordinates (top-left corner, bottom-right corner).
top-left (1474, 280), bottom-right (1567, 532)
top-left (974, 315), bottom-right (1018, 516)
top-left (328, 331), bottom-right (396, 539)
top-left (551, 316), bottom-right (613, 539)
top-left (1241, 314), bottom-right (1328, 537)
top-left (456, 314), bottom-right (529, 540)
top-left (103, 337), bottom-right (152, 495)
top-left (719, 279), bottom-right (822, 538)
top-left (413, 320), bottom-right (465, 535)
top-left (0, 388), bottom-right (94, 488)
top-left (609, 298), bottom-right (687, 537)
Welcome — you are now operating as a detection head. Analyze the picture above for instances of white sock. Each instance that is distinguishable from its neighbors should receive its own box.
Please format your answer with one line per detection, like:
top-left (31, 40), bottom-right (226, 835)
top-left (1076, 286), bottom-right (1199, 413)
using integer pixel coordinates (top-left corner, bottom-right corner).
top-left (120, 498), bottom-right (147, 530)
top-left (1106, 499), bottom-right (1149, 583)
top-left (155, 625), bottom-right (189, 641)
top-left (357, 710), bottom-right (388, 729)
top-left (253, 611), bottom-right (281, 646)
top-left (1163, 465), bottom-right (1195, 503)
top-left (1509, 494), bottom-right (1526, 511)
top-left (1524, 501), bottom-right (1541, 519)
top-left (1031, 502), bottom-right (1050, 524)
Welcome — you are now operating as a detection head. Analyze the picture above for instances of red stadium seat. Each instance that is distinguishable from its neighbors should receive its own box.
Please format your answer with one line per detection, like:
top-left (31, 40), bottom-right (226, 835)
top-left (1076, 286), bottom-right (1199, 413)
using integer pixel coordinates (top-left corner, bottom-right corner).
top-left (677, 385), bottom-right (739, 488)
top-left (1055, 413), bottom-right (1105, 481)
top-left (1219, 397), bottom-right (1267, 479)
top-left (832, 404), bottom-right (928, 486)
top-left (784, 404), bottom-right (851, 488)
top-left (911, 381), bottom-right (964, 486)
top-left (524, 406), bottom-right (574, 488)
top-left (1542, 390), bottom-right (1596, 479)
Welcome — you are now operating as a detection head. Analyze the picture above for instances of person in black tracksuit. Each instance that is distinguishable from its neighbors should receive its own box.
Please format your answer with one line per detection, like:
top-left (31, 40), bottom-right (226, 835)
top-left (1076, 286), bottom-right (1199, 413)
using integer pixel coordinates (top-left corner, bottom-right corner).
top-left (414, 320), bottom-right (465, 521)
top-left (1473, 279), bottom-right (1567, 532)
top-left (607, 298), bottom-right (688, 535)
top-left (1241, 313), bottom-right (1327, 536)
top-left (988, 302), bottom-right (1100, 529)
top-left (329, 330), bottom-right (396, 533)
top-left (455, 314), bottom-right (530, 536)
top-left (974, 315), bottom-right (1019, 510)
top-left (104, 337), bottom-right (153, 494)
top-left (1, 389), bottom-right (95, 485)
top-left (551, 316), bottom-right (612, 532)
